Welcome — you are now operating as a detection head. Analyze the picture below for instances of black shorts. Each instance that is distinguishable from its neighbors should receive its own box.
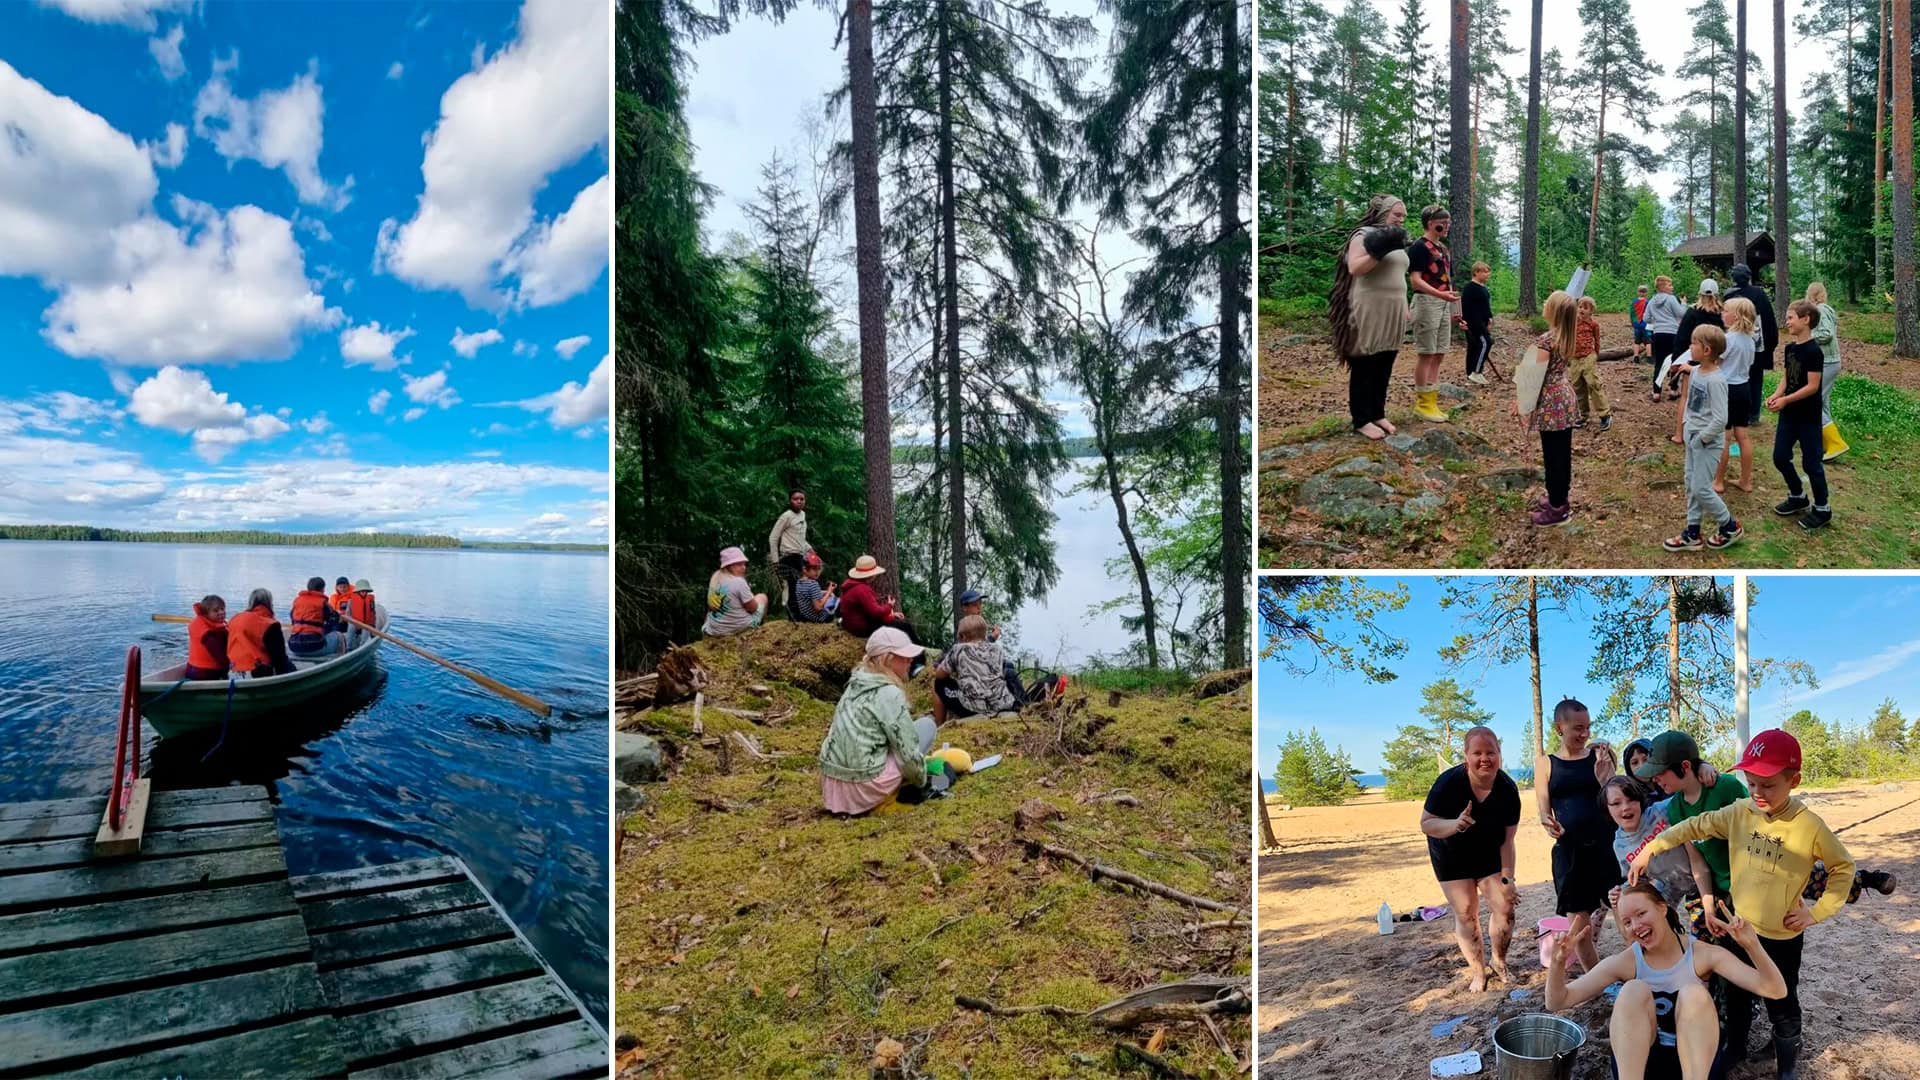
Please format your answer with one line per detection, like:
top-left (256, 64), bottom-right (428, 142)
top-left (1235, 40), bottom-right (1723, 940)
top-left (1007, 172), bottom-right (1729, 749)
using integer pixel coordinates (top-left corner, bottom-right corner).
top-left (932, 677), bottom-right (975, 720)
top-left (1428, 843), bottom-right (1501, 884)
top-left (1552, 838), bottom-right (1622, 914)
top-left (1634, 326), bottom-right (1651, 344)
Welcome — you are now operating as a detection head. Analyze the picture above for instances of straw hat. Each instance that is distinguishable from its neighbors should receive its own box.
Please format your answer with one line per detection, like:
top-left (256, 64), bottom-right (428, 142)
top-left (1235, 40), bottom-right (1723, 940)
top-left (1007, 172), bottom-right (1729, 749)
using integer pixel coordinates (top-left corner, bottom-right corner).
top-left (718, 546), bottom-right (748, 569)
top-left (847, 555), bottom-right (886, 579)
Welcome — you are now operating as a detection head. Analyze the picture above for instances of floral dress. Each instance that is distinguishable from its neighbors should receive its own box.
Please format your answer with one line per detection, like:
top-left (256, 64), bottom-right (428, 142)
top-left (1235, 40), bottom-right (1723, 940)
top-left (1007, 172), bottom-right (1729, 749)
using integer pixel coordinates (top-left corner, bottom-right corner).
top-left (1527, 332), bottom-right (1576, 434)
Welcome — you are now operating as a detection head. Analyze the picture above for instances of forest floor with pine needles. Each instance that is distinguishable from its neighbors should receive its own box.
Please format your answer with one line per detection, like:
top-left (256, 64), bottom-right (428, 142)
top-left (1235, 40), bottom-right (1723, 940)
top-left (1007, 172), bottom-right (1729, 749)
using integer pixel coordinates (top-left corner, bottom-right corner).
top-left (612, 622), bottom-right (1251, 1078)
top-left (1259, 310), bottom-right (1920, 568)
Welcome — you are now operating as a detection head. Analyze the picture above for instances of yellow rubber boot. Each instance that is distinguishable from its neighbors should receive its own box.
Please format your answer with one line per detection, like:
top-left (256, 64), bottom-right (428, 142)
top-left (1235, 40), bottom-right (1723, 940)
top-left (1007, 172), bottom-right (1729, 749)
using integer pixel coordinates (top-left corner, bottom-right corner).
top-left (1822, 422), bottom-right (1848, 461)
top-left (1413, 387), bottom-right (1448, 422)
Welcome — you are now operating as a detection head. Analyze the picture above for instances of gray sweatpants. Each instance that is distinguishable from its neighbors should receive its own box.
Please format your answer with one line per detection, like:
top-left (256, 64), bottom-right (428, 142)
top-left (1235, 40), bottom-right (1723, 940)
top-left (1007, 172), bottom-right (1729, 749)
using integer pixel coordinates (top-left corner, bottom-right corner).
top-left (1821, 359), bottom-right (1840, 426)
top-left (1686, 433), bottom-right (1730, 528)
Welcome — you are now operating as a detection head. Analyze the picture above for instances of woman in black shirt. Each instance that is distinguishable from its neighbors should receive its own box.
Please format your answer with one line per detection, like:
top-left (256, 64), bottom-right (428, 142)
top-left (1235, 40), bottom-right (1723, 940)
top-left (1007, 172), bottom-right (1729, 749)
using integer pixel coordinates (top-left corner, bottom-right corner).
top-left (1422, 726), bottom-right (1522, 991)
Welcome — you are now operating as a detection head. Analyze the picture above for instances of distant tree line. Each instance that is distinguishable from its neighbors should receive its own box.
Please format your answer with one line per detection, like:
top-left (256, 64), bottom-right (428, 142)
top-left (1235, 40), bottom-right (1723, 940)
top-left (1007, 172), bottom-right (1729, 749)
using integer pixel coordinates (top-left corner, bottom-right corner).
top-left (0, 525), bottom-right (602, 552)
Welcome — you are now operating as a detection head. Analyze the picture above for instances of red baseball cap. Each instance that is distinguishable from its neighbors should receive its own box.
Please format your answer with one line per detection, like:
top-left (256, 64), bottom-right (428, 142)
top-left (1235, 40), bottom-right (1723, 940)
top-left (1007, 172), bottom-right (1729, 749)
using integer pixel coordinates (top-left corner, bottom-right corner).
top-left (1731, 729), bottom-right (1802, 777)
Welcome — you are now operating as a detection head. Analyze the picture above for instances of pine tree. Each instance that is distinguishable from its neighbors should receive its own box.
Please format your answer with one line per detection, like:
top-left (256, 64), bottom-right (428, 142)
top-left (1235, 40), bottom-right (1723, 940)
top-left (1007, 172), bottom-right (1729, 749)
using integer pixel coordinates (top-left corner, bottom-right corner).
top-left (1676, 0), bottom-right (1735, 234)
top-left (1892, 0), bottom-right (1918, 354)
top-left (1274, 729), bottom-right (1357, 806)
top-left (845, 0), bottom-right (901, 593)
top-left (1573, 0), bottom-right (1663, 266)
top-left (1518, 0), bottom-right (1545, 313)
top-left (1867, 697), bottom-right (1909, 751)
top-left (1466, 0), bottom-right (1517, 263)
top-left (1083, 0), bottom-right (1250, 667)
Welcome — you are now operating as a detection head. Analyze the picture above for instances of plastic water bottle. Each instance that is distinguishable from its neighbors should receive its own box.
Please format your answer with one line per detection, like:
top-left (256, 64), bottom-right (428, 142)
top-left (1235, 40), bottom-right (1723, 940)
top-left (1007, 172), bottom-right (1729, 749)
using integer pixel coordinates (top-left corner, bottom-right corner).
top-left (1378, 902), bottom-right (1394, 936)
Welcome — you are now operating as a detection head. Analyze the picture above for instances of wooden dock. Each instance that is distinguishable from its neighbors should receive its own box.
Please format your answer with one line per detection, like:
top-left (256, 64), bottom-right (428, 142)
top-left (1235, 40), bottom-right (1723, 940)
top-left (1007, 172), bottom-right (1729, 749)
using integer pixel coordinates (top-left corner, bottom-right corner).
top-left (0, 786), bottom-right (606, 1078)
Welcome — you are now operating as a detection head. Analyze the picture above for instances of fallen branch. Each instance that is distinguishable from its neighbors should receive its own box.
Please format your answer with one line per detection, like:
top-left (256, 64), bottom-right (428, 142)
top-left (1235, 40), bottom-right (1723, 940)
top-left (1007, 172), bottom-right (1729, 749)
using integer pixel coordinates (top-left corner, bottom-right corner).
top-left (1026, 841), bottom-right (1242, 914)
top-left (691, 692), bottom-right (704, 736)
top-left (712, 705), bottom-right (769, 725)
top-left (728, 730), bottom-right (787, 762)
top-left (954, 995), bottom-right (1078, 1020)
top-left (1113, 1041), bottom-right (1199, 1079)
top-left (911, 849), bottom-right (941, 887)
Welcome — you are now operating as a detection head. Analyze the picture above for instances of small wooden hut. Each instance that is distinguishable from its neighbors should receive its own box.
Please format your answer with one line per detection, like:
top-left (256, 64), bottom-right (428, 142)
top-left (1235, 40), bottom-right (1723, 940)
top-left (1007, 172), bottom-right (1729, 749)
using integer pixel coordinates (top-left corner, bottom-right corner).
top-left (1669, 231), bottom-right (1775, 275)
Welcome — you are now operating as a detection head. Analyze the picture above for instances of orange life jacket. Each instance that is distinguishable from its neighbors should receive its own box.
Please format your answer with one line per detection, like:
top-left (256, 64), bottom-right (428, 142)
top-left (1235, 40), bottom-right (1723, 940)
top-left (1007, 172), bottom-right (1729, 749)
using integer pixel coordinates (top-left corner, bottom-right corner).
top-left (187, 603), bottom-right (228, 674)
top-left (332, 586), bottom-right (356, 620)
top-left (348, 589), bottom-right (376, 626)
top-left (227, 604), bottom-right (277, 673)
top-left (290, 590), bottom-right (330, 636)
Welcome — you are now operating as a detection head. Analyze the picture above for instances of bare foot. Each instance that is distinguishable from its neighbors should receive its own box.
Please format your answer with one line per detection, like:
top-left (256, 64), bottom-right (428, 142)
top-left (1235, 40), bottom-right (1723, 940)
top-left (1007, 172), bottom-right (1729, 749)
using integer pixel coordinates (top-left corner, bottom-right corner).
top-left (1491, 962), bottom-right (1512, 985)
top-left (1669, 434), bottom-right (1685, 446)
top-left (1468, 970), bottom-right (1488, 993)
top-left (1357, 422), bottom-right (1386, 440)
top-left (1713, 480), bottom-right (1726, 493)
top-left (1378, 418), bottom-right (1398, 435)
top-left (1734, 479), bottom-right (1753, 492)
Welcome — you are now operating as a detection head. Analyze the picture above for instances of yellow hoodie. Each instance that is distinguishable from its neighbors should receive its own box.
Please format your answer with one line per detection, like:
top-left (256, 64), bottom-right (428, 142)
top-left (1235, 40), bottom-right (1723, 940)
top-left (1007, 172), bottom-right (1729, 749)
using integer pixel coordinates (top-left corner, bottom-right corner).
top-left (1642, 795), bottom-right (1854, 940)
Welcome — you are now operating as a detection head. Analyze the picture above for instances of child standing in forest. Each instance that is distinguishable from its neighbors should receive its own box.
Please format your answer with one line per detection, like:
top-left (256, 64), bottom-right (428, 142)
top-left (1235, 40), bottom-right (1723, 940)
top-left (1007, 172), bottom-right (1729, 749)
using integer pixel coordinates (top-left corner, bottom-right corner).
top-left (1715, 298), bottom-right (1758, 493)
top-left (1462, 261), bottom-right (1493, 386)
top-left (1515, 290), bottom-right (1579, 527)
top-left (1631, 285), bottom-right (1651, 359)
top-left (1643, 276), bottom-right (1686, 401)
top-left (1405, 205), bottom-right (1461, 422)
top-left (1771, 301), bottom-right (1833, 530)
top-left (1570, 296), bottom-right (1610, 431)
top-left (1663, 325), bottom-right (1741, 551)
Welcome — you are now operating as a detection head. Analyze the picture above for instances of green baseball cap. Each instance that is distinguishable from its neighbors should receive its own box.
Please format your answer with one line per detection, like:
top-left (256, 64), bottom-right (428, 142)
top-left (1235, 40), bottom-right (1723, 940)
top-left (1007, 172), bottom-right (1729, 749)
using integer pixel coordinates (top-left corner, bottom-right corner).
top-left (1634, 730), bottom-right (1700, 778)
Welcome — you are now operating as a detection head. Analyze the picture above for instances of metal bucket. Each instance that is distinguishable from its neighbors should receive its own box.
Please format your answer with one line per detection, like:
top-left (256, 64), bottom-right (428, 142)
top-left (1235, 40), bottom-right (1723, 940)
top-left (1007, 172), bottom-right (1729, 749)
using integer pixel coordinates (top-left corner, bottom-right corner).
top-left (1492, 1013), bottom-right (1585, 1080)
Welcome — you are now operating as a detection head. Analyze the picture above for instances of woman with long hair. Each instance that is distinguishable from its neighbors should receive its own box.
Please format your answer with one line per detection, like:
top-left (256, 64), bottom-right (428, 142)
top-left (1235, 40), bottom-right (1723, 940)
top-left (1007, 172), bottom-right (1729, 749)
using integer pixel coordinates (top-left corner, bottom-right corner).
top-left (1329, 194), bottom-right (1410, 440)
top-left (1547, 883), bottom-right (1785, 1080)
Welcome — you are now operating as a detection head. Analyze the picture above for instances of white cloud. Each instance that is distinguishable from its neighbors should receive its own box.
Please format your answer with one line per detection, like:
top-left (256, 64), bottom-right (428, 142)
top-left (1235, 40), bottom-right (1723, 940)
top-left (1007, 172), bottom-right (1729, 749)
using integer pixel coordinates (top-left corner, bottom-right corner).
top-left (513, 340), bottom-right (537, 357)
top-left (401, 367), bottom-right (459, 408)
top-left (553, 335), bottom-right (591, 359)
top-left (0, 60), bottom-right (159, 282)
top-left (299, 412), bottom-right (331, 434)
top-left (367, 388), bottom-right (391, 414)
top-left (0, 429), bottom-right (168, 515)
top-left (143, 122), bottom-right (187, 169)
top-left (450, 327), bottom-right (503, 358)
top-left (312, 433), bottom-right (351, 456)
top-left (374, 0), bottom-right (609, 307)
top-left (124, 366), bottom-right (289, 461)
top-left (340, 321), bottom-right (414, 370)
top-left (33, 0), bottom-right (189, 30)
top-left (149, 23), bottom-right (186, 80)
top-left (127, 366), bottom-right (246, 431)
top-left (43, 391), bottom-right (122, 425)
top-left (387, 61), bottom-right (405, 80)
top-left (191, 413), bottom-right (290, 462)
top-left (402, 407), bottom-right (427, 422)
top-left (504, 173), bottom-right (609, 307)
top-left (499, 353), bottom-right (608, 427)
top-left (193, 58), bottom-right (352, 208)
top-left (43, 200), bottom-right (342, 366)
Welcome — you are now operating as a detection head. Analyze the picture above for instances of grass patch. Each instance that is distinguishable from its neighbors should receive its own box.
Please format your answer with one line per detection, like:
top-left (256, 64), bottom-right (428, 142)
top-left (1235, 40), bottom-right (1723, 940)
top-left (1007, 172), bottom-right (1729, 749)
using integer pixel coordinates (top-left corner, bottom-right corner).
top-left (1844, 312), bottom-right (1894, 345)
top-left (615, 623), bottom-right (1250, 1077)
top-left (1072, 666), bottom-right (1196, 694)
top-left (1258, 298), bottom-right (1327, 337)
top-left (1268, 414), bottom-right (1350, 445)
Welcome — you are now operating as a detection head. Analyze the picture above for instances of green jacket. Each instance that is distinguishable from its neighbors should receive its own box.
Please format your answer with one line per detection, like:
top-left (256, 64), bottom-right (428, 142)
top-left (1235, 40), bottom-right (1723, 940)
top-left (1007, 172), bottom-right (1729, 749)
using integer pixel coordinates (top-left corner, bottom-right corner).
top-left (817, 668), bottom-right (926, 787)
top-left (1811, 302), bottom-right (1840, 366)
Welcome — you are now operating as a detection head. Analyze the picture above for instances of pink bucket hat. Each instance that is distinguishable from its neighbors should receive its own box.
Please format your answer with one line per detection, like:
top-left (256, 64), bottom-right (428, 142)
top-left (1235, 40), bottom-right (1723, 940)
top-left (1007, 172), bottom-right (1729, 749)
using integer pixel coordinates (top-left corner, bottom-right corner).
top-left (718, 546), bottom-right (748, 569)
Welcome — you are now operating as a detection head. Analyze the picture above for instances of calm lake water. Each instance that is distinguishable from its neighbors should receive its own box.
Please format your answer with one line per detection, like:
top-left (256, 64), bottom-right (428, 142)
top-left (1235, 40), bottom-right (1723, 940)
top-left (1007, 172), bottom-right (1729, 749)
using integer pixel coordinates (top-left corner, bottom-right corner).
top-left (0, 541), bottom-right (609, 1024)
top-left (1004, 460), bottom-right (1159, 668)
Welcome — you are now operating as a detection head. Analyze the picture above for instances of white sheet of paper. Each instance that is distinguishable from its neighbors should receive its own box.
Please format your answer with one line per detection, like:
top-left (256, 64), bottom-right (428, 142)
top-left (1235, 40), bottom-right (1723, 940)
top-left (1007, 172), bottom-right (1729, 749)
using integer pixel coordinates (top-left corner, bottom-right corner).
top-left (1513, 345), bottom-right (1549, 414)
top-left (1566, 266), bottom-right (1591, 299)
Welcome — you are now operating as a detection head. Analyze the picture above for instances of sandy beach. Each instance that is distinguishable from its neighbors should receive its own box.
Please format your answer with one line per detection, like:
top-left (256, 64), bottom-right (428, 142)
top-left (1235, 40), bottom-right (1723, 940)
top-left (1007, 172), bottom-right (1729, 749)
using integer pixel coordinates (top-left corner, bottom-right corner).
top-left (1259, 783), bottom-right (1920, 1079)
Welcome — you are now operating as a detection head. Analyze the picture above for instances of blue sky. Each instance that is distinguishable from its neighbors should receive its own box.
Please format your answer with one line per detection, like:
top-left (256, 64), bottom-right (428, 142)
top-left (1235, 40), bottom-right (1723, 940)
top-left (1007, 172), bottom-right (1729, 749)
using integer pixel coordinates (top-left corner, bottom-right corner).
top-left (0, 0), bottom-right (609, 543)
top-left (1258, 575), bottom-right (1920, 777)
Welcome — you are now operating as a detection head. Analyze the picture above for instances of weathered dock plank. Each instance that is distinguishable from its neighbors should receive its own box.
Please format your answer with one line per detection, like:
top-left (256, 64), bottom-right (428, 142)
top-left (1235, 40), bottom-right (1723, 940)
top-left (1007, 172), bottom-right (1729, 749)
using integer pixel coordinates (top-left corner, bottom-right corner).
top-left (71, 1015), bottom-right (346, 1079)
top-left (302, 878), bottom-right (488, 933)
top-left (0, 785), bottom-right (265, 824)
top-left (344, 978), bottom-right (582, 1063)
top-left (0, 913), bottom-right (312, 1012)
top-left (322, 938), bottom-right (543, 1011)
top-left (0, 880), bottom-right (294, 957)
top-left (352, 1019), bottom-right (606, 1080)
top-left (0, 845), bottom-right (286, 914)
top-left (291, 856), bottom-right (465, 902)
top-left (0, 820), bottom-right (281, 876)
top-left (0, 794), bottom-right (273, 847)
top-left (308, 905), bottom-right (511, 969)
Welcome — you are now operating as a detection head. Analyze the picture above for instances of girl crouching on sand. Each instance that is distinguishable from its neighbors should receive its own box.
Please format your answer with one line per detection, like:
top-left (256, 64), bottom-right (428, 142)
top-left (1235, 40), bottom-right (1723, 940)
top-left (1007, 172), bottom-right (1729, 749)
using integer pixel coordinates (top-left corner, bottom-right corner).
top-left (1548, 883), bottom-right (1785, 1080)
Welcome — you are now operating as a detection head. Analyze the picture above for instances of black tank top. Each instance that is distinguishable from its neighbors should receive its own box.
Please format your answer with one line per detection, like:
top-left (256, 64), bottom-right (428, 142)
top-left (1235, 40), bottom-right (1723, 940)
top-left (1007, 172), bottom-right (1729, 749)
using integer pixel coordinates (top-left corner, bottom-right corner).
top-left (1549, 751), bottom-right (1609, 845)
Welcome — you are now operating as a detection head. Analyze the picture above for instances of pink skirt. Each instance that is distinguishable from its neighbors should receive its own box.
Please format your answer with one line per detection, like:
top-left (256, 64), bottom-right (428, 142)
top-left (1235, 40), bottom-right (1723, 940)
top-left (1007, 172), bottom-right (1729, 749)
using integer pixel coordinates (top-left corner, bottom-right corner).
top-left (821, 753), bottom-right (903, 815)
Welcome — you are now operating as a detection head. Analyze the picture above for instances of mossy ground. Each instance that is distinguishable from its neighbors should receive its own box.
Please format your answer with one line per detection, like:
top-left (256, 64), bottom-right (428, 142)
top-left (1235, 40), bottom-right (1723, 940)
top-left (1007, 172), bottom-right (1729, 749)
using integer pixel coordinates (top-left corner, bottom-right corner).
top-left (614, 623), bottom-right (1251, 1078)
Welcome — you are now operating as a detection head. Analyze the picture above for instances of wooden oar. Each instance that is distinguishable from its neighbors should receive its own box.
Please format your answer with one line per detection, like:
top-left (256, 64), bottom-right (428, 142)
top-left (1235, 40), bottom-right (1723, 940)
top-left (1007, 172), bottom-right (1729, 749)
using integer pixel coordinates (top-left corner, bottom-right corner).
top-left (151, 612), bottom-right (553, 718)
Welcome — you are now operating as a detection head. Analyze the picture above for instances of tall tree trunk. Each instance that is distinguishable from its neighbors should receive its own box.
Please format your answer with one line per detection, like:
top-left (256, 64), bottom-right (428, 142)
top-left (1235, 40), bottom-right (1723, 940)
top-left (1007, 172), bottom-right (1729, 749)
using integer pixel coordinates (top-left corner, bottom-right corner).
top-left (1772, 0), bottom-right (1789, 300)
top-left (1519, 0), bottom-right (1544, 314)
top-left (1219, 0), bottom-right (1247, 668)
top-left (1585, 72), bottom-right (1607, 266)
top-left (1893, 0), bottom-right (1919, 356)
top-left (1709, 43), bottom-right (1719, 236)
top-left (847, 0), bottom-right (899, 585)
top-left (1877, 0), bottom-right (1890, 296)
top-left (1528, 578), bottom-right (1544, 759)
top-left (1469, 80), bottom-right (1482, 253)
top-left (1258, 773), bottom-right (1277, 847)
top-left (1665, 579), bottom-right (1682, 730)
top-left (1103, 439), bottom-right (1158, 669)
top-left (1449, 0), bottom-right (1472, 257)
top-left (1284, 63), bottom-right (1298, 236)
top-left (1735, 0), bottom-right (1748, 255)
top-left (936, 0), bottom-right (966, 629)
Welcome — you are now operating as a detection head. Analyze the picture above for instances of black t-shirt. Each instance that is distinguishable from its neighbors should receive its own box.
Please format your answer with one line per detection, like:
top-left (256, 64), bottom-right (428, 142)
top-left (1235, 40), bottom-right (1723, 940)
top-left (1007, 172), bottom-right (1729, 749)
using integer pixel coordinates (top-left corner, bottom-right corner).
top-left (1404, 237), bottom-right (1453, 292)
top-left (1727, 284), bottom-right (1779, 365)
top-left (1424, 764), bottom-right (1521, 879)
top-left (1461, 281), bottom-right (1492, 329)
top-left (1673, 307), bottom-right (1725, 360)
top-left (1781, 340), bottom-right (1825, 423)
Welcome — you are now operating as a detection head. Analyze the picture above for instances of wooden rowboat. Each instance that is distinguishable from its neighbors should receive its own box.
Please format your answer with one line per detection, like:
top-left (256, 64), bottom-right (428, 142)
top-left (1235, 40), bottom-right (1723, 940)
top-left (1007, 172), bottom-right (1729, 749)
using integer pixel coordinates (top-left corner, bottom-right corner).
top-left (139, 606), bottom-right (388, 737)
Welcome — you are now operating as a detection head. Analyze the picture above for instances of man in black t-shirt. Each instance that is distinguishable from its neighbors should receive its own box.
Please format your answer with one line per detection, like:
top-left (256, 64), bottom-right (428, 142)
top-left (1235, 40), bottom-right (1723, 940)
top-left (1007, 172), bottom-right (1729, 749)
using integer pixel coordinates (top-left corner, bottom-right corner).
top-left (1726, 264), bottom-right (1778, 425)
top-left (1420, 726), bottom-right (1522, 990)
top-left (1770, 300), bottom-right (1832, 529)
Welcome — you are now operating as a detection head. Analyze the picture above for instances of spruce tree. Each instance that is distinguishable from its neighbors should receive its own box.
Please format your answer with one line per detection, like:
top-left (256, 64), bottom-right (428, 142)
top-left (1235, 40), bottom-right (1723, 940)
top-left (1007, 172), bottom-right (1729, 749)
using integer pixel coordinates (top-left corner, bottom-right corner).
top-left (1573, 0), bottom-right (1663, 266)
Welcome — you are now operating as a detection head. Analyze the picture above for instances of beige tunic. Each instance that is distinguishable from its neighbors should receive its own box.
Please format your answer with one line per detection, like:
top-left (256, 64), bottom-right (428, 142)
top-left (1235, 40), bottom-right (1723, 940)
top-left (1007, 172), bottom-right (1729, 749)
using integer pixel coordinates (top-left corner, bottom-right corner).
top-left (1347, 246), bottom-right (1410, 356)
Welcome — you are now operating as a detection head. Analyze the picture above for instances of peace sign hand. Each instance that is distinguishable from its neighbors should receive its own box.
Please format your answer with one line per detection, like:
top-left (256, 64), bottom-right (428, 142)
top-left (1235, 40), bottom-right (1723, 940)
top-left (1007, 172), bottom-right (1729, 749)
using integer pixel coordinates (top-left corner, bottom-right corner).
top-left (1551, 922), bottom-right (1594, 968)
top-left (1718, 900), bottom-right (1760, 949)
